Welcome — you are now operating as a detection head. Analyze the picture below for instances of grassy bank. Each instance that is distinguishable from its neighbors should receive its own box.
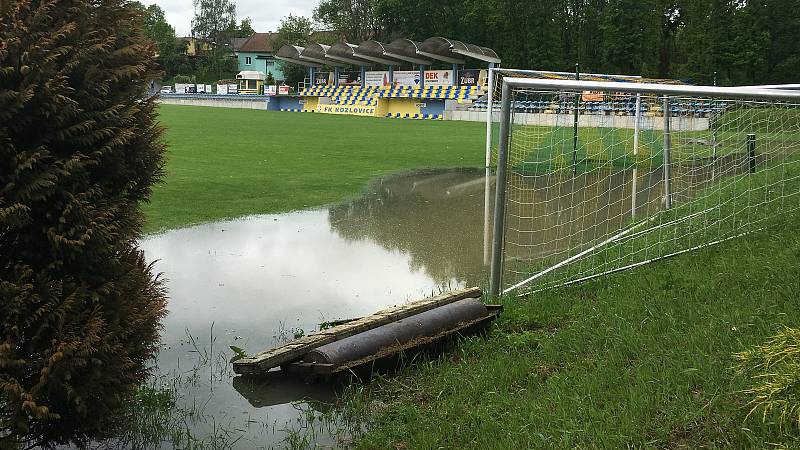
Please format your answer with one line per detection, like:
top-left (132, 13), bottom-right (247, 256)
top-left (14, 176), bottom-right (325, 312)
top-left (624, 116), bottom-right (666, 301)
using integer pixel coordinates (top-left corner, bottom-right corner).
top-left (340, 205), bottom-right (800, 448)
top-left (145, 106), bottom-right (485, 232)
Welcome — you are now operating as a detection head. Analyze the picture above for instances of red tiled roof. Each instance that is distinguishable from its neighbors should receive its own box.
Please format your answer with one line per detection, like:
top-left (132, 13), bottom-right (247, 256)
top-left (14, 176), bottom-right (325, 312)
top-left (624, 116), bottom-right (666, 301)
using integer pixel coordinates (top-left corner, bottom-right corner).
top-left (239, 32), bottom-right (279, 53)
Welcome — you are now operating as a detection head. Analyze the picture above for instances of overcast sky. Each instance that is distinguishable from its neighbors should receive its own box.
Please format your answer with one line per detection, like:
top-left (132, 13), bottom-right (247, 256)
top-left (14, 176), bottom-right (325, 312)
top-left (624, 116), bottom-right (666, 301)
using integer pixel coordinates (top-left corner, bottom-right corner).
top-left (140, 0), bottom-right (318, 37)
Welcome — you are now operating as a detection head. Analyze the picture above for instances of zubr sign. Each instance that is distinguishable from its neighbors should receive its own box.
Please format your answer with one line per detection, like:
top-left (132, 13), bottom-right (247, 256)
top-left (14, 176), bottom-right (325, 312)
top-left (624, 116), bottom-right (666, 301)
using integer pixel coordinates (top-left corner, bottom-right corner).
top-left (316, 104), bottom-right (377, 116)
top-left (459, 69), bottom-right (486, 86)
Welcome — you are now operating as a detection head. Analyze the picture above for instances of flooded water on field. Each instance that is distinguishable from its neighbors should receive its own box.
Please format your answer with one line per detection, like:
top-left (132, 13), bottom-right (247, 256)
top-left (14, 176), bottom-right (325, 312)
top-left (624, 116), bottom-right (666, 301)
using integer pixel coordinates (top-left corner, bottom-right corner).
top-left (132, 157), bottom-right (746, 448)
top-left (137, 168), bottom-right (493, 448)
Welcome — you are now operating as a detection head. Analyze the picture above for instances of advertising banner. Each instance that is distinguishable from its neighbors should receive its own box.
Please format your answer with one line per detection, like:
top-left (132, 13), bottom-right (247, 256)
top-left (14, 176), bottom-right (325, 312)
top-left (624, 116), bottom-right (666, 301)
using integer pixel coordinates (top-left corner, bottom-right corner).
top-left (264, 85), bottom-right (277, 96)
top-left (228, 83), bottom-right (238, 94)
top-left (316, 104), bottom-right (377, 116)
top-left (365, 71), bottom-right (387, 87)
top-left (422, 70), bottom-right (454, 86)
top-left (314, 72), bottom-right (330, 86)
top-left (278, 85), bottom-right (291, 95)
top-left (393, 70), bottom-right (420, 87)
top-left (338, 71), bottom-right (362, 86)
top-left (459, 69), bottom-right (485, 86)
top-left (216, 84), bottom-right (228, 94)
top-left (364, 70), bottom-right (459, 87)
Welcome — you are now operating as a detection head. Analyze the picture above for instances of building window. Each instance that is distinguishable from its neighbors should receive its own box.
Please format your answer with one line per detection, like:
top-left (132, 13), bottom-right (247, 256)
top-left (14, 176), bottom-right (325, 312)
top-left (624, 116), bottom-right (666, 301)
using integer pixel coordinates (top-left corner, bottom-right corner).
top-left (245, 56), bottom-right (252, 65)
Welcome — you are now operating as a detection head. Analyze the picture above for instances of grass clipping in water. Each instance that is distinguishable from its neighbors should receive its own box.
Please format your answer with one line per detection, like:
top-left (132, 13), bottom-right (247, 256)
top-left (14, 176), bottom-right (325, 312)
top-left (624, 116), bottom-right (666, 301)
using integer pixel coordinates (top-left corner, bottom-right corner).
top-left (735, 327), bottom-right (800, 430)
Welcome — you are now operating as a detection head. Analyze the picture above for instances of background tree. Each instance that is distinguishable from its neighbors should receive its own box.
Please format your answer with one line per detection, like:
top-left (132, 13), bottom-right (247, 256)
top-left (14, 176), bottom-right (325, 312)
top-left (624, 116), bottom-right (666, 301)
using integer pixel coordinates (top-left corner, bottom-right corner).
top-left (238, 17), bottom-right (254, 37)
top-left (191, 0), bottom-right (238, 81)
top-left (1, 0), bottom-right (168, 446)
top-left (132, 3), bottom-right (187, 81)
top-left (599, 0), bottom-right (660, 76)
top-left (314, 0), bottom-right (383, 42)
top-left (351, 0), bottom-right (799, 83)
top-left (276, 14), bottom-right (314, 89)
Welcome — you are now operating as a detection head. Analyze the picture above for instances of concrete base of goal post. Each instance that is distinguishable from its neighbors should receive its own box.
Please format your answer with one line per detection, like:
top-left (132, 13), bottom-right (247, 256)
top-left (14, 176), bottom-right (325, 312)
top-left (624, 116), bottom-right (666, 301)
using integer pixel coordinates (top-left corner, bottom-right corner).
top-left (489, 80), bottom-right (513, 298)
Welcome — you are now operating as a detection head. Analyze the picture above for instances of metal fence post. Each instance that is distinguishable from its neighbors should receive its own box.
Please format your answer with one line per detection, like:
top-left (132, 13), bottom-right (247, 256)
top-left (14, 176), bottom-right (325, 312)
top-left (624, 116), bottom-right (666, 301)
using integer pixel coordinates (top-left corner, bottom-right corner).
top-left (632, 93), bottom-right (641, 219)
top-left (572, 63), bottom-right (580, 175)
top-left (489, 81), bottom-right (513, 298)
top-left (662, 96), bottom-right (672, 209)
top-left (748, 133), bottom-right (757, 173)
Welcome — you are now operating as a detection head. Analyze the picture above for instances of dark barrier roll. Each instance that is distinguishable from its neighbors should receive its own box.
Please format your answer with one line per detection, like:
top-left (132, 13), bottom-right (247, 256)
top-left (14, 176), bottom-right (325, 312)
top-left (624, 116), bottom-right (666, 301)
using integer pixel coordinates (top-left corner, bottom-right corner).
top-left (304, 298), bottom-right (487, 366)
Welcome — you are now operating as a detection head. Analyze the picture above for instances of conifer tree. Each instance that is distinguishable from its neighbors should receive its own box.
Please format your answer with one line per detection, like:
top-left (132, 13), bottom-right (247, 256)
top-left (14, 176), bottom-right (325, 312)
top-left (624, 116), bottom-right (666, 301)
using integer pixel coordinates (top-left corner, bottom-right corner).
top-left (0, 0), bottom-right (168, 446)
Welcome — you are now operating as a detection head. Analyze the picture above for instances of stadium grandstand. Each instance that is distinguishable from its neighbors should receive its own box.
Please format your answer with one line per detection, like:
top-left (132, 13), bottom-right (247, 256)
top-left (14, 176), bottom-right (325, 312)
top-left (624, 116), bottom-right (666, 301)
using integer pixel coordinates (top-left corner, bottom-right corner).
top-left (268, 38), bottom-right (720, 121)
top-left (275, 37), bottom-right (500, 119)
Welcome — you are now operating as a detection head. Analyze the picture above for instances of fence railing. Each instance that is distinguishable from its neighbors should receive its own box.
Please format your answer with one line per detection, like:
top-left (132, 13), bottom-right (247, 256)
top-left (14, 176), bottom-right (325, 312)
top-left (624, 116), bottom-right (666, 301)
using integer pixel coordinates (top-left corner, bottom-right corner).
top-left (488, 77), bottom-right (800, 298)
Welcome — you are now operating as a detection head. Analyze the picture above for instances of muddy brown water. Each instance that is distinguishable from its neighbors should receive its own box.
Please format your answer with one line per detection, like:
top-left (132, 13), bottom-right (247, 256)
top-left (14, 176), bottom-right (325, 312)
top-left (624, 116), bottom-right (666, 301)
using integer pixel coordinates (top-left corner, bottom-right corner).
top-left (133, 157), bottom-right (746, 448)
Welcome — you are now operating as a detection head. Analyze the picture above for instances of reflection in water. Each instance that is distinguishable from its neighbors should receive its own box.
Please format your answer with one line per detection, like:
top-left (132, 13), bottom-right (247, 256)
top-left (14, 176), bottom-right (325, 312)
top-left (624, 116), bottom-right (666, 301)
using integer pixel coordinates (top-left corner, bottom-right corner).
top-left (329, 168), bottom-right (492, 285)
top-left (232, 374), bottom-right (335, 410)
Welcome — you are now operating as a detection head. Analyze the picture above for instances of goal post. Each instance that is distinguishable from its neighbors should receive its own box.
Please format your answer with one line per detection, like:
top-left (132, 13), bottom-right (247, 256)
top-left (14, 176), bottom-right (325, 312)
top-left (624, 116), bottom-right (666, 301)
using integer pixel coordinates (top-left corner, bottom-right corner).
top-left (488, 76), bottom-right (800, 298)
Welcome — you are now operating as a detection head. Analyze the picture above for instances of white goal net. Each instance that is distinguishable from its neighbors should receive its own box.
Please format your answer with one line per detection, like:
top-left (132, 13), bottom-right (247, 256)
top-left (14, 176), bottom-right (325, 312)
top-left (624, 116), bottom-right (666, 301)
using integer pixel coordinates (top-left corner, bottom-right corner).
top-left (485, 73), bottom-right (800, 296)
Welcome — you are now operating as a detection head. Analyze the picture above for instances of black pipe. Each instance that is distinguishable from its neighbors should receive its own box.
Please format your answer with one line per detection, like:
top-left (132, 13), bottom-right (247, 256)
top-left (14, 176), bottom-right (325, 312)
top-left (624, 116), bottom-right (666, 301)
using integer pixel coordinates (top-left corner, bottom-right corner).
top-left (748, 133), bottom-right (757, 173)
top-left (304, 298), bottom-right (488, 366)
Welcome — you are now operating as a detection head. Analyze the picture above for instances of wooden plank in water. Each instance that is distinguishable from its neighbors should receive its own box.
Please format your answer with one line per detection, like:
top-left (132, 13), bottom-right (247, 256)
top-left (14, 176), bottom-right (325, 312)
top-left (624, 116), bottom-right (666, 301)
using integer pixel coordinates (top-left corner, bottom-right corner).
top-left (232, 287), bottom-right (482, 375)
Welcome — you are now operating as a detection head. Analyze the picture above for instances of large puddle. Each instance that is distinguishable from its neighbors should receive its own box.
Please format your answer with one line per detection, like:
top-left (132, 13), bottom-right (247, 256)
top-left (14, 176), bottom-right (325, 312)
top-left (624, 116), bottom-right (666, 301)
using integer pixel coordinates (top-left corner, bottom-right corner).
top-left (138, 168), bottom-right (492, 448)
top-left (136, 157), bottom-right (741, 448)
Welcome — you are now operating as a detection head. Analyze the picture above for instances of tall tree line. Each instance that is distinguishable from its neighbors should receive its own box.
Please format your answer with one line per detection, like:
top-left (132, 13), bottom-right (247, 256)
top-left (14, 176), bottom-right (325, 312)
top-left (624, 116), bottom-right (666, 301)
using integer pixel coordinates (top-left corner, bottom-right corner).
top-left (314, 0), bottom-right (800, 84)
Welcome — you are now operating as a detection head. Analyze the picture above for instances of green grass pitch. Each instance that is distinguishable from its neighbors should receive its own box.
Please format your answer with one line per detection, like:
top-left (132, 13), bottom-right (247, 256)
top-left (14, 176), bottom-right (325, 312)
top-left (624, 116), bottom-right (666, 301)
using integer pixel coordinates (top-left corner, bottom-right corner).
top-left (144, 106), bottom-right (486, 233)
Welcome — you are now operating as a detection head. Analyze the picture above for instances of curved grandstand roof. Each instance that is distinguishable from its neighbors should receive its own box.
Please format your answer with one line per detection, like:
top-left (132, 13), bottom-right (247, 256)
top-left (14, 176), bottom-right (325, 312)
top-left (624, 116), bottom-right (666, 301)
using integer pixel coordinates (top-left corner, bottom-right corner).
top-left (300, 43), bottom-right (346, 67)
top-left (275, 44), bottom-right (323, 67)
top-left (384, 39), bottom-right (434, 65)
top-left (278, 37), bottom-right (501, 68)
top-left (416, 37), bottom-right (464, 64)
top-left (354, 41), bottom-right (406, 65)
top-left (420, 37), bottom-right (501, 64)
top-left (327, 43), bottom-right (373, 65)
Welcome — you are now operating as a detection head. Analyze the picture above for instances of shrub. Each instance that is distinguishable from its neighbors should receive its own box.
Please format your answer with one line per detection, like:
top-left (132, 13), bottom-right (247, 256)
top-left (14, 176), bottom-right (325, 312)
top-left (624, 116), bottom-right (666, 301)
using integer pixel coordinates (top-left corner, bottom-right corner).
top-left (0, 0), bottom-right (168, 446)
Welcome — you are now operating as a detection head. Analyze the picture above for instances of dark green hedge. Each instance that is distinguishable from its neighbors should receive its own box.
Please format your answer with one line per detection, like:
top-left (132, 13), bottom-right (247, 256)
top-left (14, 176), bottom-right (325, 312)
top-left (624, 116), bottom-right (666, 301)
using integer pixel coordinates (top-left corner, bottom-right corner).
top-left (1, 0), bottom-right (167, 446)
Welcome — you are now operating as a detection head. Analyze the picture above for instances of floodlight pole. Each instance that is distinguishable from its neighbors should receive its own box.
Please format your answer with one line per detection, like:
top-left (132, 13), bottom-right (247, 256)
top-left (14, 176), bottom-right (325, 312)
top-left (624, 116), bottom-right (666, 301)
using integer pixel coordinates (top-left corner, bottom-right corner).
top-left (388, 66), bottom-right (394, 85)
top-left (489, 80), bottom-right (512, 298)
top-left (572, 63), bottom-right (580, 175)
top-left (452, 63), bottom-right (459, 86)
top-left (334, 67), bottom-right (340, 87)
top-left (419, 64), bottom-right (426, 88)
